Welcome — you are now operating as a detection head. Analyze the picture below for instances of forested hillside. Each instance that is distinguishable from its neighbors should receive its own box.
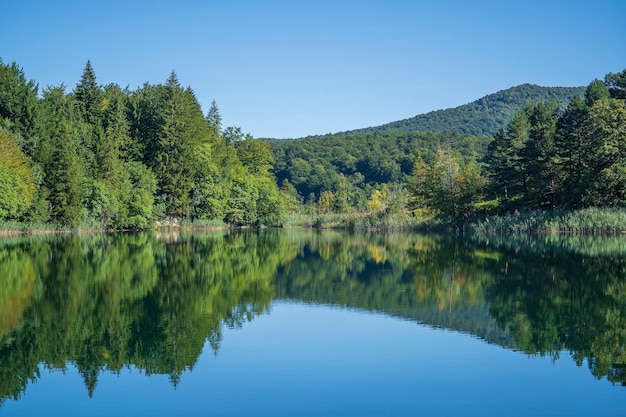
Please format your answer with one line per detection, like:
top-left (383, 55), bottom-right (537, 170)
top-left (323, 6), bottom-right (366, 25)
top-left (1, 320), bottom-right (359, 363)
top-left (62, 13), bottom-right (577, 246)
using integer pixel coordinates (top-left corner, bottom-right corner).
top-left (270, 131), bottom-right (489, 209)
top-left (342, 84), bottom-right (585, 136)
top-left (270, 70), bottom-right (626, 225)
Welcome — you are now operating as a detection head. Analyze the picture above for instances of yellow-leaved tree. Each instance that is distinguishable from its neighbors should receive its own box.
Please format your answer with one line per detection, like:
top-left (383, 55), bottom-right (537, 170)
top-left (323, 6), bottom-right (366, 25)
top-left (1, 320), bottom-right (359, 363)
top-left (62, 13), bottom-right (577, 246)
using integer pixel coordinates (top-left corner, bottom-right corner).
top-left (0, 130), bottom-right (35, 219)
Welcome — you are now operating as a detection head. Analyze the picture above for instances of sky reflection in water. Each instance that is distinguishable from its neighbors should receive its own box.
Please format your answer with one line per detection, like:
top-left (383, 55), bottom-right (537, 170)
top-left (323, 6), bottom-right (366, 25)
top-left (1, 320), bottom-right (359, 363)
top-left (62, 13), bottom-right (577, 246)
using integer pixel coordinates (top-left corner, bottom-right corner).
top-left (4, 302), bottom-right (624, 417)
top-left (0, 231), bottom-right (625, 416)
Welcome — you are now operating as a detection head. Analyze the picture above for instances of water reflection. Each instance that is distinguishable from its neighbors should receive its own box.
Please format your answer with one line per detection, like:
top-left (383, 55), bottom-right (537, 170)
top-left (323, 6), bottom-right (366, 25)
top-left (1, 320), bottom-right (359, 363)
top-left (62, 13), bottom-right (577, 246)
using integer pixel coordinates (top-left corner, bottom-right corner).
top-left (0, 230), bottom-right (624, 405)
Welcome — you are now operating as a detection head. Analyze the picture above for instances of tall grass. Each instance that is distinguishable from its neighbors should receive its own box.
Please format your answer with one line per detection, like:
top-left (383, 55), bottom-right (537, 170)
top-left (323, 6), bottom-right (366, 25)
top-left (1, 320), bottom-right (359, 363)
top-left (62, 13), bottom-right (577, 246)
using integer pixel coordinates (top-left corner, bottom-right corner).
top-left (0, 220), bottom-right (71, 235)
top-left (177, 218), bottom-right (228, 229)
top-left (469, 208), bottom-right (626, 235)
top-left (284, 211), bottom-right (442, 231)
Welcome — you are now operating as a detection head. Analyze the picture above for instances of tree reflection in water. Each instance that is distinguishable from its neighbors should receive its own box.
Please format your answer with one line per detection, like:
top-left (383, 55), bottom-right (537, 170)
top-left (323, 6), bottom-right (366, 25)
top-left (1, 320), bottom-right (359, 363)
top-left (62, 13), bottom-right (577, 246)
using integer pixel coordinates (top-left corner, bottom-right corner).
top-left (0, 229), bottom-right (624, 405)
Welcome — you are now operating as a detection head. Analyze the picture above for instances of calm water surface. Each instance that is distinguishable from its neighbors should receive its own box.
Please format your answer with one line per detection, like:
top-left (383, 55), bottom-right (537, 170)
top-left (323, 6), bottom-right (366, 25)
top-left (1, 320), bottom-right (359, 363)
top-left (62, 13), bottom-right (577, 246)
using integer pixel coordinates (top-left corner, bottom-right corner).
top-left (0, 230), bottom-right (624, 416)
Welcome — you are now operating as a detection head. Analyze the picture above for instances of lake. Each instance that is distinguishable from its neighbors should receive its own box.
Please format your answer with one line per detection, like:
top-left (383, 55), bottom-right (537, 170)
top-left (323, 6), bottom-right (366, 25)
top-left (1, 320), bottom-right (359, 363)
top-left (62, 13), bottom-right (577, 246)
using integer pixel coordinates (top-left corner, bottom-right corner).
top-left (0, 229), bottom-right (624, 416)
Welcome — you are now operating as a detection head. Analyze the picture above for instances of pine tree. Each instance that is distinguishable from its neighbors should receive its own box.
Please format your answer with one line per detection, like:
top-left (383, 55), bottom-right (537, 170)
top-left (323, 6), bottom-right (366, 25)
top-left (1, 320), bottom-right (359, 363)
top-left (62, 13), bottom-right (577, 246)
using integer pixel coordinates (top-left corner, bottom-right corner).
top-left (206, 99), bottom-right (222, 137)
top-left (524, 101), bottom-right (559, 208)
top-left (35, 85), bottom-right (86, 226)
top-left (74, 60), bottom-right (102, 124)
top-left (153, 71), bottom-right (208, 216)
top-left (0, 59), bottom-right (38, 152)
top-left (555, 95), bottom-right (589, 207)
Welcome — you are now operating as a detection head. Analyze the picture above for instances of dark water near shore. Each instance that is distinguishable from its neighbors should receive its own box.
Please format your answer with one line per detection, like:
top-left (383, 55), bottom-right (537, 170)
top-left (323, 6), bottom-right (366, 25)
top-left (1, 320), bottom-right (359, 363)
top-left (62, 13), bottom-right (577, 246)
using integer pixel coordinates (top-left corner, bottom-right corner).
top-left (0, 230), bottom-right (624, 416)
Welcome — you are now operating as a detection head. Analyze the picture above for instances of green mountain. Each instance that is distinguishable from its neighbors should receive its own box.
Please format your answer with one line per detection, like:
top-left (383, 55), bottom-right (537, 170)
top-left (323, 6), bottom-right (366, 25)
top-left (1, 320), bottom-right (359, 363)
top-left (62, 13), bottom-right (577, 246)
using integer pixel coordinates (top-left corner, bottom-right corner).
top-left (269, 84), bottom-right (587, 201)
top-left (341, 84), bottom-right (586, 137)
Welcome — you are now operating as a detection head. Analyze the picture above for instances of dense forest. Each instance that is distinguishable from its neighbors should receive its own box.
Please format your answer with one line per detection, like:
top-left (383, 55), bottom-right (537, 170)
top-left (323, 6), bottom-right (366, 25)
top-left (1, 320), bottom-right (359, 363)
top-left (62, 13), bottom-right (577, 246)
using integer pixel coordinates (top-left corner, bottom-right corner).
top-left (270, 130), bottom-right (490, 211)
top-left (0, 59), bottom-right (285, 228)
top-left (271, 70), bottom-right (626, 225)
top-left (0, 58), bottom-right (625, 229)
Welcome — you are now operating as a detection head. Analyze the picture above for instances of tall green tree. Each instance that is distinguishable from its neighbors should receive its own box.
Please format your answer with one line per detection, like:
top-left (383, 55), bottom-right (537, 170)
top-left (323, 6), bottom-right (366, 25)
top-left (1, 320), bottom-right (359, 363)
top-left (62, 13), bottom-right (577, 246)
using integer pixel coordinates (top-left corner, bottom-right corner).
top-left (584, 79), bottom-right (610, 107)
top-left (582, 98), bottom-right (626, 206)
top-left (485, 109), bottom-right (530, 208)
top-left (411, 149), bottom-right (485, 222)
top-left (153, 72), bottom-right (208, 216)
top-left (555, 95), bottom-right (589, 207)
top-left (206, 99), bottom-right (222, 137)
top-left (74, 60), bottom-right (102, 125)
top-left (35, 85), bottom-right (86, 226)
top-left (524, 101), bottom-right (559, 208)
top-left (0, 130), bottom-right (35, 219)
top-left (0, 60), bottom-right (38, 153)
top-left (127, 82), bottom-right (164, 164)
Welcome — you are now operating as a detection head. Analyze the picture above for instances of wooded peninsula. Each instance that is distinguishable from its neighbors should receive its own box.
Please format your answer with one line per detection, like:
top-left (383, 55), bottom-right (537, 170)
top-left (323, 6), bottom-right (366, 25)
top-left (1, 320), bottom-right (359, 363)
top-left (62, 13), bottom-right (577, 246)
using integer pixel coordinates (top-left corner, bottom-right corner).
top-left (0, 59), bottom-right (625, 233)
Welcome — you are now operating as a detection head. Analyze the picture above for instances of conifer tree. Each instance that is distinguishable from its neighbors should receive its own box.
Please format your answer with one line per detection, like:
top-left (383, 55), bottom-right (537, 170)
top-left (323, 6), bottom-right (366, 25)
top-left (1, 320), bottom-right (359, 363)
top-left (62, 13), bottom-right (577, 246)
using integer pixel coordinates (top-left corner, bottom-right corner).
top-left (74, 60), bottom-right (102, 125)
top-left (555, 95), bottom-right (589, 207)
top-left (153, 71), bottom-right (208, 216)
top-left (0, 60), bottom-right (38, 152)
top-left (206, 99), bottom-right (222, 137)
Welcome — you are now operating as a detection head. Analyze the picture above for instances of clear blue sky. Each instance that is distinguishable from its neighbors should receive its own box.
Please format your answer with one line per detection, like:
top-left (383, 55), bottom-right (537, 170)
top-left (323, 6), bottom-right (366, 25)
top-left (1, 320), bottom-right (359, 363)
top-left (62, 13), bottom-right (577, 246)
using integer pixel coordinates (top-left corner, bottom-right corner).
top-left (1, 0), bottom-right (624, 138)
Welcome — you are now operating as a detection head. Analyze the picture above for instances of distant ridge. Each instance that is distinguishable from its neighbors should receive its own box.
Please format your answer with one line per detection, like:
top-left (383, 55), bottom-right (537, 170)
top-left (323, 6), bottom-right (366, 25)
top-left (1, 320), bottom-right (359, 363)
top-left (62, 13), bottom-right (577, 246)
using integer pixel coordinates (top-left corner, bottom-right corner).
top-left (337, 84), bottom-right (586, 137)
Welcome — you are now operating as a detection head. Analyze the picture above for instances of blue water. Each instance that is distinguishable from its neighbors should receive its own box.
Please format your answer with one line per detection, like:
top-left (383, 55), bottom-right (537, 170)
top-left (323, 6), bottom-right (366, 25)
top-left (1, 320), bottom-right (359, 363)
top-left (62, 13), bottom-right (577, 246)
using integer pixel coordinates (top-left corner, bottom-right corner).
top-left (4, 301), bottom-right (623, 417)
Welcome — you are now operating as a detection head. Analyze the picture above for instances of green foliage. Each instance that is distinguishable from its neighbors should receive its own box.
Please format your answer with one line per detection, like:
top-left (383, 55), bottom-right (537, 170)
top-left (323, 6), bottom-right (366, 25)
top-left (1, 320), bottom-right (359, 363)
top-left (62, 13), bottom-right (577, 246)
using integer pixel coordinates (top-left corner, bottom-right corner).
top-left (152, 72), bottom-right (207, 216)
top-left (582, 98), bottom-right (626, 207)
top-left (605, 70), bottom-right (626, 100)
top-left (0, 130), bottom-right (35, 219)
top-left (483, 71), bottom-right (626, 218)
top-left (0, 59), bottom-right (296, 229)
top-left (1, 230), bottom-right (626, 400)
top-left (409, 149), bottom-right (486, 222)
top-left (36, 86), bottom-right (85, 227)
top-left (336, 84), bottom-right (585, 137)
top-left (584, 79), bottom-right (610, 106)
top-left (0, 60), bottom-right (38, 151)
top-left (1, 58), bottom-right (624, 230)
top-left (271, 130), bottom-right (489, 206)
top-left (73, 60), bottom-right (102, 125)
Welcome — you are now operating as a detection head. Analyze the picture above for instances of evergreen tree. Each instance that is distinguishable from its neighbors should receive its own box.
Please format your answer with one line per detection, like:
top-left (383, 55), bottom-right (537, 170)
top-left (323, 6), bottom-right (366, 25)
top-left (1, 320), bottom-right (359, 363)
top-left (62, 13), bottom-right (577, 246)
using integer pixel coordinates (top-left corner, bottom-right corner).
top-left (35, 85), bottom-right (86, 226)
top-left (555, 95), bottom-right (589, 207)
top-left (153, 72), bottom-right (208, 216)
top-left (523, 101), bottom-right (559, 208)
top-left (206, 99), bottom-right (222, 137)
top-left (127, 82), bottom-right (164, 164)
top-left (44, 125), bottom-right (85, 226)
top-left (74, 60), bottom-right (102, 125)
top-left (485, 109), bottom-right (530, 209)
top-left (0, 60), bottom-right (38, 153)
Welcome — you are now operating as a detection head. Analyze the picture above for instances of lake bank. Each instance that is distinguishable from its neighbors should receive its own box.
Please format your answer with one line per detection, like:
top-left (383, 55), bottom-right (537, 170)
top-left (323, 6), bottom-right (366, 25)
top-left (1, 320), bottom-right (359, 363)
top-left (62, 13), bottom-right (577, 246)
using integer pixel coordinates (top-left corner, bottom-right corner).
top-left (3, 207), bottom-right (626, 236)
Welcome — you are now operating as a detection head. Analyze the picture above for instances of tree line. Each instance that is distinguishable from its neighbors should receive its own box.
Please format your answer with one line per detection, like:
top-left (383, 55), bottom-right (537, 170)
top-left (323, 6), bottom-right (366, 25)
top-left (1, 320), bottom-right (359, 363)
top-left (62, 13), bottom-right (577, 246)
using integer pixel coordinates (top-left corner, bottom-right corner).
top-left (1, 59), bottom-right (624, 228)
top-left (269, 70), bottom-right (625, 223)
top-left (410, 69), bottom-right (626, 223)
top-left (0, 59), bottom-right (285, 228)
top-left (270, 130), bottom-right (489, 216)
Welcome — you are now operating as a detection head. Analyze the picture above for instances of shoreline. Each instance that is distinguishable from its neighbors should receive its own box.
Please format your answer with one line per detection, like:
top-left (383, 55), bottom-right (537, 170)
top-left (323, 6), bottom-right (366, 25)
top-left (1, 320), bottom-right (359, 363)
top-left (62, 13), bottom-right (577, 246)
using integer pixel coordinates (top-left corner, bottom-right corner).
top-left (3, 208), bottom-right (626, 236)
